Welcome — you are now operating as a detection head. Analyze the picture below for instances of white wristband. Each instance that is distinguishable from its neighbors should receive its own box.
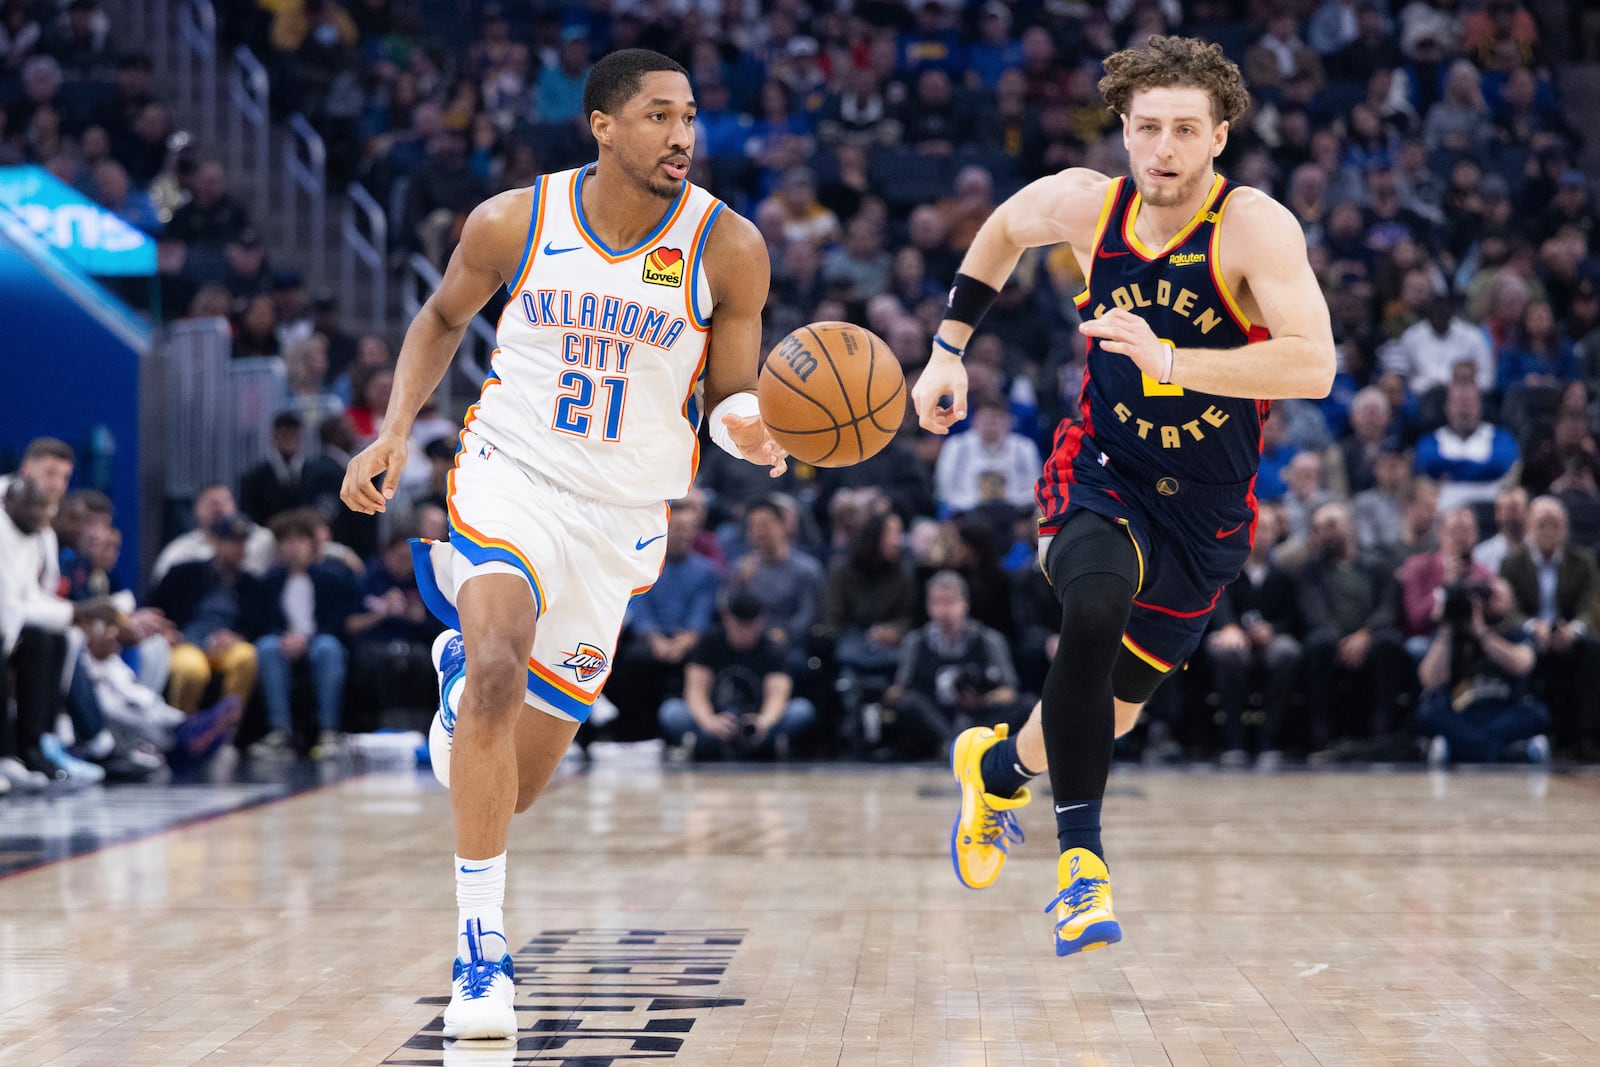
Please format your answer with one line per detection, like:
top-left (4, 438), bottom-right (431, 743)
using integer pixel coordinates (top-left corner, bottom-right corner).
top-left (709, 391), bottom-right (762, 458)
top-left (1158, 341), bottom-right (1175, 385)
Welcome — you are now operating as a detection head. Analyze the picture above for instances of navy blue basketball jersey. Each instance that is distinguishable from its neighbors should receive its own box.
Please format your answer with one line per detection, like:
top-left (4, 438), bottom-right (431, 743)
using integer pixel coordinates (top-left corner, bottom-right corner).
top-left (1057, 175), bottom-right (1270, 488)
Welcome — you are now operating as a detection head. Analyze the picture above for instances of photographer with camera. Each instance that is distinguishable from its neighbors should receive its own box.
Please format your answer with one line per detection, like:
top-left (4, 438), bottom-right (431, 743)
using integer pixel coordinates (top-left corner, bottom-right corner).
top-left (881, 570), bottom-right (1032, 761)
top-left (1499, 495), bottom-right (1600, 759)
top-left (1399, 506), bottom-right (1495, 660)
top-left (658, 592), bottom-right (815, 760)
top-left (1415, 576), bottom-right (1549, 765)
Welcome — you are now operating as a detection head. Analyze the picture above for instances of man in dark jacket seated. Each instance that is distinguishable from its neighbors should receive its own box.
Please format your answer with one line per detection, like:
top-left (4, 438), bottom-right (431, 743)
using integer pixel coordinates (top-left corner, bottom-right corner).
top-left (249, 509), bottom-right (357, 758)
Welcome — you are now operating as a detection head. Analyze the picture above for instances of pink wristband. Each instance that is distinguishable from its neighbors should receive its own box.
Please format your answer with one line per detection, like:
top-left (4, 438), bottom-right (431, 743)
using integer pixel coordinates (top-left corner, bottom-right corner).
top-left (1159, 341), bottom-right (1175, 385)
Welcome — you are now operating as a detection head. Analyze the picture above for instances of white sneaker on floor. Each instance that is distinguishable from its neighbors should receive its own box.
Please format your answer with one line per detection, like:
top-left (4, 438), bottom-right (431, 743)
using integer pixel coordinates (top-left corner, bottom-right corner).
top-left (1526, 734), bottom-right (1551, 766)
top-left (249, 730), bottom-right (293, 760)
top-left (431, 629), bottom-right (466, 788)
top-left (1427, 735), bottom-right (1450, 768)
top-left (443, 918), bottom-right (516, 1040)
top-left (0, 756), bottom-right (49, 792)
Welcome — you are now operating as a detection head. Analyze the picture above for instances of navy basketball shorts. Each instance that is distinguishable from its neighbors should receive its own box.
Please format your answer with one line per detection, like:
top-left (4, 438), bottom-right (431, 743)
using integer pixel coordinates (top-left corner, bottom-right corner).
top-left (1037, 429), bottom-right (1257, 674)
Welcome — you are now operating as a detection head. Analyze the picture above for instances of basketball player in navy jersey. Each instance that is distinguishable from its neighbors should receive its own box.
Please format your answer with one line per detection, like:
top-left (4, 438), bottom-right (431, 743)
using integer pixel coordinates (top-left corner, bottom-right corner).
top-left (912, 36), bottom-right (1335, 957)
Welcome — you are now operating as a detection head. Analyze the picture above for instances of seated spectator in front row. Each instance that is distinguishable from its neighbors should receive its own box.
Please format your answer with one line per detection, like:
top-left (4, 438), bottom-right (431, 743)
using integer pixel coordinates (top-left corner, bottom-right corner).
top-left (150, 483), bottom-right (276, 582)
top-left (150, 513), bottom-right (261, 715)
top-left (725, 498), bottom-right (825, 672)
top-left (1204, 507), bottom-right (1302, 767)
top-left (658, 593), bottom-right (815, 759)
top-left (1414, 380), bottom-right (1519, 511)
top-left (343, 531), bottom-right (444, 730)
top-left (1472, 485), bottom-right (1529, 576)
top-left (1416, 577), bottom-right (1549, 765)
top-left (1398, 506), bottom-right (1495, 658)
top-left (932, 392), bottom-right (1042, 517)
top-left (826, 509), bottom-right (918, 686)
top-left (1298, 502), bottom-right (1411, 755)
top-left (1500, 496), bottom-right (1600, 759)
top-left (251, 510), bottom-right (357, 759)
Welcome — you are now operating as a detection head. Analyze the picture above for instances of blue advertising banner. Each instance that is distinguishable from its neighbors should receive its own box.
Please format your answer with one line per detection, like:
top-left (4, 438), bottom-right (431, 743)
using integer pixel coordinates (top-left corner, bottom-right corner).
top-left (0, 165), bottom-right (157, 277)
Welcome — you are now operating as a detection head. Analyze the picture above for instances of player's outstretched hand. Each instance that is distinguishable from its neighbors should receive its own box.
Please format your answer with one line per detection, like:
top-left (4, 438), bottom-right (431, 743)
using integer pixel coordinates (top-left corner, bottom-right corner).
top-left (341, 432), bottom-right (408, 515)
top-left (723, 412), bottom-right (789, 477)
top-left (912, 350), bottom-right (968, 435)
top-left (1079, 308), bottom-right (1166, 380)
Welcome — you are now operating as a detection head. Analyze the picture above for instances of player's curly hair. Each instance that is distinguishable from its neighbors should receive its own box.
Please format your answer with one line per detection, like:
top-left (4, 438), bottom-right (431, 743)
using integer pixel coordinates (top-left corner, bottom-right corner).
top-left (1098, 36), bottom-right (1252, 126)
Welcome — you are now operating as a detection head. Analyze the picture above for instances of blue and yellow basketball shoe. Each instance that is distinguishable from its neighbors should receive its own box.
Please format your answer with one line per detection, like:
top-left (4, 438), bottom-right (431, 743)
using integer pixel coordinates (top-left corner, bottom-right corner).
top-left (1045, 848), bottom-right (1122, 957)
top-left (430, 629), bottom-right (466, 787)
top-left (950, 723), bottom-right (1031, 889)
top-left (443, 917), bottom-right (516, 1039)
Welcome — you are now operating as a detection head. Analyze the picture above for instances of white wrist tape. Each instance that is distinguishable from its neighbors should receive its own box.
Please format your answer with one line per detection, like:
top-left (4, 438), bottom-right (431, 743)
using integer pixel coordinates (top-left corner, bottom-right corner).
top-left (709, 391), bottom-right (762, 457)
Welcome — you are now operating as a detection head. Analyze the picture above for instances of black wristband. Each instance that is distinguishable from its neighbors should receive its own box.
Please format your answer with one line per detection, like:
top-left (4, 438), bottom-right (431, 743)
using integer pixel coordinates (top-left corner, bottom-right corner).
top-left (943, 272), bottom-right (1001, 328)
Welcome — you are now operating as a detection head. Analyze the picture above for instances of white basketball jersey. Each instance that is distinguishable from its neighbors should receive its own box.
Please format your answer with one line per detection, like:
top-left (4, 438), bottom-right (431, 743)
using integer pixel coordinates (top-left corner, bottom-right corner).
top-left (467, 165), bottom-right (723, 507)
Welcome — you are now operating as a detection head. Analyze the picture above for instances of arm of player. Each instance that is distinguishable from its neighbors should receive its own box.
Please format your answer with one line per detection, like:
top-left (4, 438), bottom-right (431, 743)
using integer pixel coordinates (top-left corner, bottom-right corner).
top-left (914, 169), bottom-right (1110, 433)
top-left (1079, 190), bottom-right (1336, 400)
top-left (340, 191), bottom-right (526, 515)
top-left (700, 210), bottom-right (787, 476)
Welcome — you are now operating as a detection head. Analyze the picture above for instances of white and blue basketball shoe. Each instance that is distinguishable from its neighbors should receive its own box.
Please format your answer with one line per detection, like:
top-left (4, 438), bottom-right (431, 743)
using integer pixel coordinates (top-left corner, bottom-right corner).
top-left (431, 629), bottom-right (467, 787)
top-left (444, 917), bottom-right (517, 1039)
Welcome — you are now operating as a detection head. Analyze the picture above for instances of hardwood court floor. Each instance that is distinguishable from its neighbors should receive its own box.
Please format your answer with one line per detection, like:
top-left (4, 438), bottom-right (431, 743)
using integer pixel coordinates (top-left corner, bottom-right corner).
top-left (1, 760), bottom-right (1598, 1066)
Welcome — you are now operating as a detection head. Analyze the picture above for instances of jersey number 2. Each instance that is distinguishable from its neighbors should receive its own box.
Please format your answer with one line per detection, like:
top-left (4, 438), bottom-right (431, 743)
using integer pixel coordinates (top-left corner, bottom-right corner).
top-left (553, 371), bottom-right (628, 441)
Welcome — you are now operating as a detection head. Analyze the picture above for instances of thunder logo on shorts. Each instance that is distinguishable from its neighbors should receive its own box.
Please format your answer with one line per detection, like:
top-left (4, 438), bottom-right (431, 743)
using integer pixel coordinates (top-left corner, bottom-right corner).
top-left (559, 643), bottom-right (610, 683)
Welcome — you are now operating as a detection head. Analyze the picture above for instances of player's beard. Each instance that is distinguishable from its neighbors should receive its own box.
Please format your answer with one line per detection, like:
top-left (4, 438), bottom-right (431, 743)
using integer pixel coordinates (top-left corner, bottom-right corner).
top-left (621, 150), bottom-right (687, 200)
top-left (1134, 165), bottom-right (1208, 209)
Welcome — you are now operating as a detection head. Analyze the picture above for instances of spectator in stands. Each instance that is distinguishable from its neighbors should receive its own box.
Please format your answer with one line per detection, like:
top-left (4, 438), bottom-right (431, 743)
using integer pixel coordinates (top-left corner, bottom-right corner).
top-left (344, 528), bottom-right (441, 728)
top-left (763, 166), bottom-right (839, 251)
top-left (933, 393), bottom-right (1041, 516)
top-left (164, 159), bottom-right (250, 251)
top-left (1399, 506), bottom-right (1495, 656)
top-left (150, 513), bottom-right (261, 714)
top-left (0, 476), bottom-right (122, 783)
top-left (1501, 495), bottom-right (1600, 757)
top-left (1298, 501), bottom-right (1410, 754)
top-left (658, 592), bottom-right (815, 760)
top-left (536, 26), bottom-right (591, 123)
top-left (1473, 485), bottom-right (1530, 575)
top-left (1522, 405), bottom-right (1600, 502)
top-left (45, 0), bottom-right (112, 81)
top-left (282, 334), bottom-right (345, 430)
top-left (1205, 506), bottom-right (1303, 768)
top-left (820, 215), bottom-right (891, 303)
top-left (405, 125), bottom-right (487, 267)
top-left (233, 294), bottom-right (281, 359)
top-left (1416, 575), bottom-right (1548, 766)
top-left (1380, 292), bottom-right (1494, 400)
top-left (0, 1), bottom-right (43, 77)
top-left (250, 510), bottom-right (356, 759)
top-left (1327, 385), bottom-right (1394, 496)
top-left (1354, 445), bottom-right (1414, 557)
top-left (726, 494), bottom-right (823, 648)
top-left (239, 411), bottom-right (315, 525)
top-left (1415, 381), bottom-right (1520, 511)
top-left (272, 270), bottom-right (314, 350)
top-left (1424, 58), bottom-right (1491, 156)
top-left (826, 509), bottom-right (917, 689)
top-left (151, 484), bottom-right (275, 583)
top-left (220, 228), bottom-right (271, 303)
top-left (91, 159), bottom-right (158, 235)
top-left (609, 495), bottom-right (719, 735)
top-left (1281, 451), bottom-right (1336, 546)
top-left (882, 570), bottom-right (1026, 761)
top-left (1245, 13), bottom-right (1326, 100)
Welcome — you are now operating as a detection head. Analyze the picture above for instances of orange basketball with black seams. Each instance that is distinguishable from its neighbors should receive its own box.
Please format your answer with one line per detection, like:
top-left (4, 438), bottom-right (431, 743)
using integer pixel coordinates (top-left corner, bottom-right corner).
top-left (757, 322), bottom-right (905, 467)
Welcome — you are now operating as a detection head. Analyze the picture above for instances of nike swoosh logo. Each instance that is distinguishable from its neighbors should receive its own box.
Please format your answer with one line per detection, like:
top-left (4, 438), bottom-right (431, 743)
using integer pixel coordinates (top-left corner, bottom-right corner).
top-left (1215, 520), bottom-right (1246, 539)
top-left (1096, 248), bottom-right (1130, 259)
top-left (635, 534), bottom-right (666, 551)
top-left (1055, 803), bottom-right (1088, 814)
top-left (459, 864), bottom-right (493, 874)
top-left (543, 241), bottom-right (582, 255)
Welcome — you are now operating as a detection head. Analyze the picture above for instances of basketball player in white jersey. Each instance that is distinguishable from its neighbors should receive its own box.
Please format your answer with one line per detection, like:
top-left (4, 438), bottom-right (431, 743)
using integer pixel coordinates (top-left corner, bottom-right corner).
top-left (340, 49), bottom-right (784, 1041)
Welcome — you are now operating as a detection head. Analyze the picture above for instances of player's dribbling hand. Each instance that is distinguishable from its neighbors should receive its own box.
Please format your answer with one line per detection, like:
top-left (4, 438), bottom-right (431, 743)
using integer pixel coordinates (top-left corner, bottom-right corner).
top-left (912, 350), bottom-right (967, 434)
top-left (723, 412), bottom-right (789, 477)
top-left (341, 432), bottom-right (408, 515)
top-left (1078, 308), bottom-right (1165, 380)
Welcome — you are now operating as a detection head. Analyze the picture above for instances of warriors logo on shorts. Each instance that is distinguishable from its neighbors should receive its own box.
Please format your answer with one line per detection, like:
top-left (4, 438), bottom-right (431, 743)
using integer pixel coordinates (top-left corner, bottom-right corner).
top-left (558, 643), bottom-right (610, 683)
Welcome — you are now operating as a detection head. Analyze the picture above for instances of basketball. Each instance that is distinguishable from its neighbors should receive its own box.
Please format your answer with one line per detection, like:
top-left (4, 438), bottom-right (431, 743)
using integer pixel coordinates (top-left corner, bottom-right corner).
top-left (757, 322), bottom-right (905, 467)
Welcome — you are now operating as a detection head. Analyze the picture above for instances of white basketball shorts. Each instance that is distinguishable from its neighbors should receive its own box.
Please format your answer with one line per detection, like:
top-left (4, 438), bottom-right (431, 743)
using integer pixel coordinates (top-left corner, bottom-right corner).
top-left (411, 428), bottom-right (668, 722)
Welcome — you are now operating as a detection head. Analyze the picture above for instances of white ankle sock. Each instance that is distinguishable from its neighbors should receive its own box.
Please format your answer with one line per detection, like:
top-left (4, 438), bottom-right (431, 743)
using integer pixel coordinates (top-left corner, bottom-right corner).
top-left (455, 852), bottom-right (507, 962)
